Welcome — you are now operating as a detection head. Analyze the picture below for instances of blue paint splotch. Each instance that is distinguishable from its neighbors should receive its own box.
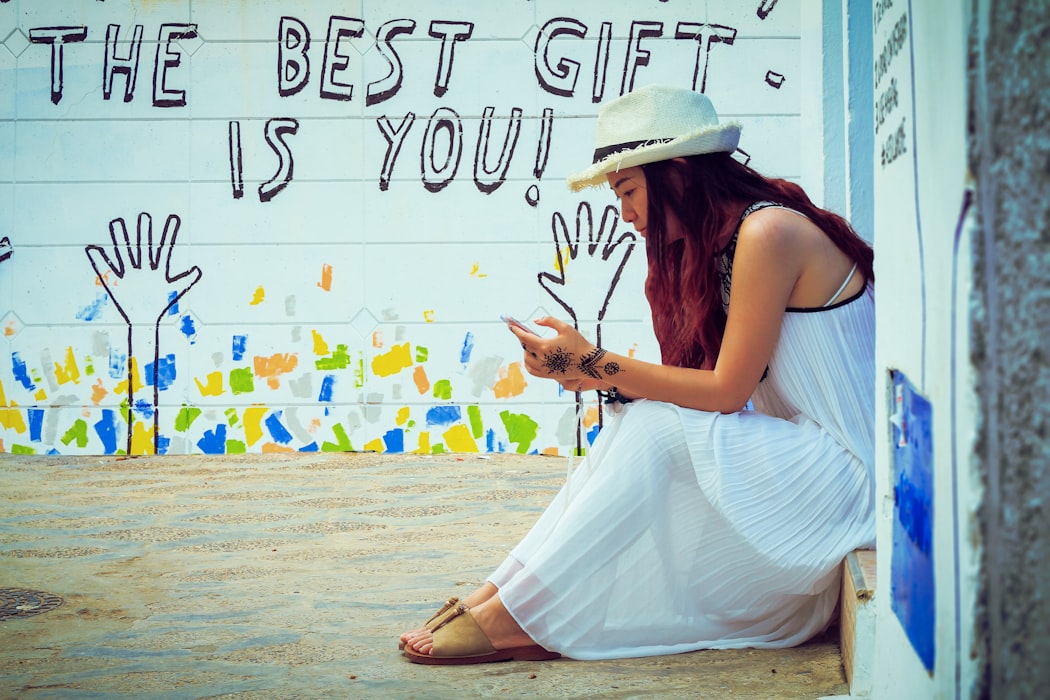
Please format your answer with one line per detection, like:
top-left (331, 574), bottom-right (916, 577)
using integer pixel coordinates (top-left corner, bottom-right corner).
top-left (198, 423), bottom-right (227, 454)
top-left (232, 335), bottom-right (247, 361)
top-left (460, 332), bottom-right (475, 364)
top-left (265, 411), bottom-right (293, 444)
top-left (167, 291), bottom-right (180, 316)
top-left (94, 409), bottom-right (120, 454)
top-left (76, 292), bottom-right (109, 321)
top-left (144, 353), bottom-right (176, 390)
top-left (11, 353), bottom-right (35, 391)
top-left (318, 375), bottom-right (335, 402)
top-left (28, 408), bottom-right (44, 442)
top-left (299, 441), bottom-right (319, 452)
top-left (109, 348), bottom-right (127, 379)
top-left (179, 314), bottom-right (198, 343)
top-left (426, 405), bottom-right (461, 427)
top-left (382, 428), bottom-right (404, 453)
top-left (132, 399), bottom-right (155, 420)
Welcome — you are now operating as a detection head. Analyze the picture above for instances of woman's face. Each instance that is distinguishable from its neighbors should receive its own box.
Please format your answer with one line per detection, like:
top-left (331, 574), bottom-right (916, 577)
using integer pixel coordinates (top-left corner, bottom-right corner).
top-left (608, 167), bottom-right (649, 238)
top-left (607, 164), bottom-right (685, 242)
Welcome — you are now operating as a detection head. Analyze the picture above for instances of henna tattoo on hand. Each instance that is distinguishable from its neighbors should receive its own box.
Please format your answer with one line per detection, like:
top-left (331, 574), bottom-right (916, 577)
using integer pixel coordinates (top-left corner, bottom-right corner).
top-left (579, 347), bottom-right (608, 379)
top-left (579, 347), bottom-right (622, 379)
top-left (542, 347), bottom-right (575, 375)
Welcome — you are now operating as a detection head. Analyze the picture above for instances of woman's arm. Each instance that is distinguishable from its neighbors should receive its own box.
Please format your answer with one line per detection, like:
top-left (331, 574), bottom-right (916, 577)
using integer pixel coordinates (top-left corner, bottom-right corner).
top-left (513, 210), bottom-right (806, 413)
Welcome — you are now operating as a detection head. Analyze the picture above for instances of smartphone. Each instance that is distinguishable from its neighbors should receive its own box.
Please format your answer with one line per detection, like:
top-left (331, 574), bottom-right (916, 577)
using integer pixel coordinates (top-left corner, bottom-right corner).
top-left (500, 313), bottom-right (539, 336)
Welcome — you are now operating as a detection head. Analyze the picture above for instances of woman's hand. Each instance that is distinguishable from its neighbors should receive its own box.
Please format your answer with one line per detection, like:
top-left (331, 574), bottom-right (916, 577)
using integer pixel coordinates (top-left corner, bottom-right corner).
top-left (510, 317), bottom-right (606, 384)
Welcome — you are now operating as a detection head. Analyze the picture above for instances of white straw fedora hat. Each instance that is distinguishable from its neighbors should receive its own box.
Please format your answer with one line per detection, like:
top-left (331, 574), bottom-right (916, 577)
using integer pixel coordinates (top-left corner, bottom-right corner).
top-left (567, 85), bottom-right (741, 191)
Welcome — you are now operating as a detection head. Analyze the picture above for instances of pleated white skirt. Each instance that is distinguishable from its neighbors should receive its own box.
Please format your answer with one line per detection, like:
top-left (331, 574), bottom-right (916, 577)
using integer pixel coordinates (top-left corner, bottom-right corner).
top-left (489, 399), bottom-right (875, 660)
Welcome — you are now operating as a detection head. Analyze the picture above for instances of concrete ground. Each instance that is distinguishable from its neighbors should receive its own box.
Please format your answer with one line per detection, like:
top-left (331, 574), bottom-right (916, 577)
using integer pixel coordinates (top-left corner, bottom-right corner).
top-left (0, 452), bottom-right (850, 699)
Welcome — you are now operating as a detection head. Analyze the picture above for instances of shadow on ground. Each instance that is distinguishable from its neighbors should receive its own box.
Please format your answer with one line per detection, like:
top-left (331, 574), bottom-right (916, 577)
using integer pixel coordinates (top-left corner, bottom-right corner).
top-left (0, 452), bottom-right (848, 699)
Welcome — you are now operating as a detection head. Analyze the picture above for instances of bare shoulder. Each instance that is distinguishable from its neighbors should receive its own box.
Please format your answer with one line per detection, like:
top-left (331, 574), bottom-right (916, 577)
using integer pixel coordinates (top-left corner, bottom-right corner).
top-left (736, 205), bottom-right (819, 255)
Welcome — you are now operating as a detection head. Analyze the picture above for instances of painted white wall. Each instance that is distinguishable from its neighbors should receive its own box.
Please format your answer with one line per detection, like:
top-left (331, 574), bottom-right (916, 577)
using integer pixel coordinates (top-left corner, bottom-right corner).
top-left (870, 0), bottom-right (981, 697)
top-left (0, 0), bottom-right (827, 457)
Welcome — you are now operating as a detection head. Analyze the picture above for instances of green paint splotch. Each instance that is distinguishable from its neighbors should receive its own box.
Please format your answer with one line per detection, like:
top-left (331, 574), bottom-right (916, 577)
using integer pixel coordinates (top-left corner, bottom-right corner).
top-left (415, 346), bottom-right (429, 363)
top-left (316, 343), bottom-right (352, 371)
top-left (230, 367), bottom-right (254, 394)
top-left (61, 419), bottom-right (89, 448)
top-left (175, 406), bottom-right (202, 432)
top-left (321, 423), bottom-right (354, 452)
top-left (433, 379), bottom-right (452, 400)
top-left (500, 410), bottom-right (538, 454)
top-left (467, 405), bottom-right (484, 438)
top-left (226, 439), bottom-right (247, 454)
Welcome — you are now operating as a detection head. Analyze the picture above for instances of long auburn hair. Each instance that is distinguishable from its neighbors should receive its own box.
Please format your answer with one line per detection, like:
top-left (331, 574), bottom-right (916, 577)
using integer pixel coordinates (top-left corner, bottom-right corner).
top-left (641, 152), bottom-right (874, 370)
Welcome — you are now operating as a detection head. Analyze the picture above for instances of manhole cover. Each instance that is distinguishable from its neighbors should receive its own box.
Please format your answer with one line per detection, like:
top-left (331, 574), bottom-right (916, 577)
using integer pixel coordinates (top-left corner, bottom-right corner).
top-left (0, 588), bottom-right (64, 620)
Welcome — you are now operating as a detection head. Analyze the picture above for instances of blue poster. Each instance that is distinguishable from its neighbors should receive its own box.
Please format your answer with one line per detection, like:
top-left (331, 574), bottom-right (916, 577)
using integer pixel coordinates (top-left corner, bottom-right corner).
top-left (890, 370), bottom-right (935, 673)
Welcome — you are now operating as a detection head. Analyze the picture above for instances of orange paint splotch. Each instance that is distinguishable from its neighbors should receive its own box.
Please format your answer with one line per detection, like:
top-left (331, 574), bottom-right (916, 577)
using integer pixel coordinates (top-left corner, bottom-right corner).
top-left (584, 405), bottom-right (601, 427)
top-left (371, 343), bottom-right (412, 378)
top-left (317, 264), bottom-right (333, 291)
top-left (312, 330), bottom-right (330, 356)
top-left (262, 442), bottom-right (295, 453)
top-left (254, 353), bottom-right (298, 389)
top-left (628, 344), bottom-right (639, 358)
top-left (91, 379), bottom-right (108, 405)
top-left (413, 365), bottom-right (430, 395)
top-left (250, 286), bottom-right (265, 305)
top-left (493, 362), bottom-right (527, 399)
top-left (309, 418), bottom-right (321, 433)
top-left (3, 321), bottom-right (16, 337)
top-left (195, 371), bottom-right (224, 397)
top-left (542, 446), bottom-right (561, 457)
top-left (372, 330), bottom-right (383, 349)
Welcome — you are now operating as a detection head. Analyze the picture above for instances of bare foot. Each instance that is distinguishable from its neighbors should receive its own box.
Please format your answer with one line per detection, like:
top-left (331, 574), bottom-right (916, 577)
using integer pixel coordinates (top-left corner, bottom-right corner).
top-left (399, 583), bottom-right (499, 647)
top-left (405, 593), bottom-right (536, 655)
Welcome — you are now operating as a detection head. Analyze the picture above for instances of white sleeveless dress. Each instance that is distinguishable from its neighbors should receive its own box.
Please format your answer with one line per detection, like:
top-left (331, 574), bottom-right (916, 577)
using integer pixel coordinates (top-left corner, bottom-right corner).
top-left (488, 203), bottom-right (876, 660)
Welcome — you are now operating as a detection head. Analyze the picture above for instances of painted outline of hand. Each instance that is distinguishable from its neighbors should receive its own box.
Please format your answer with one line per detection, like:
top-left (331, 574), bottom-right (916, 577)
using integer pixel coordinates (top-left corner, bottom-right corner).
top-left (536, 201), bottom-right (636, 449)
top-left (86, 213), bottom-right (203, 454)
top-left (538, 201), bottom-right (636, 331)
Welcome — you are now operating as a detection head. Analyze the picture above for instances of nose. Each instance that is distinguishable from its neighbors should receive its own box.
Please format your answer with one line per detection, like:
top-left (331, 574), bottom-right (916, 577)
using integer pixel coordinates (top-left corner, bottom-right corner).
top-left (619, 201), bottom-right (635, 222)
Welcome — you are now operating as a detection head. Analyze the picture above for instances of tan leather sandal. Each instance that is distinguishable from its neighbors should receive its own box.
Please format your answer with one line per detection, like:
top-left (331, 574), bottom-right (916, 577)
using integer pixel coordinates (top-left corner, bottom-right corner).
top-left (398, 596), bottom-right (460, 651)
top-left (402, 603), bottom-right (561, 665)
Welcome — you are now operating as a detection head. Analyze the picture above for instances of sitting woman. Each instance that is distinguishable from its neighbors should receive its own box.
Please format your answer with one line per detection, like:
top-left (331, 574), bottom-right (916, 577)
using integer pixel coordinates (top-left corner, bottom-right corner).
top-left (400, 84), bottom-right (876, 665)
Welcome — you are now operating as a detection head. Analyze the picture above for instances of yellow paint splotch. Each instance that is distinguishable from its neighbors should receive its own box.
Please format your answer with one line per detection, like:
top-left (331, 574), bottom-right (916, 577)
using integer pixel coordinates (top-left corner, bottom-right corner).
top-left (312, 330), bottom-right (330, 356)
top-left (54, 347), bottom-right (81, 385)
top-left (250, 286), bottom-right (265, 305)
top-left (130, 421), bottom-right (155, 455)
top-left (443, 424), bottom-right (478, 453)
top-left (371, 343), bottom-right (412, 377)
top-left (415, 431), bottom-right (431, 453)
top-left (0, 380), bottom-right (27, 433)
top-left (469, 262), bottom-right (487, 278)
top-left (243, 406), bottom-right (269, 446)
top-left (196, 371), bottom-right (224, 397)
top-left (396, 407), bottom-right (410, 426)
top-left (493, 362), bottom-right (527, 398)
top-left (364, 437), bottom-right (385, 453)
